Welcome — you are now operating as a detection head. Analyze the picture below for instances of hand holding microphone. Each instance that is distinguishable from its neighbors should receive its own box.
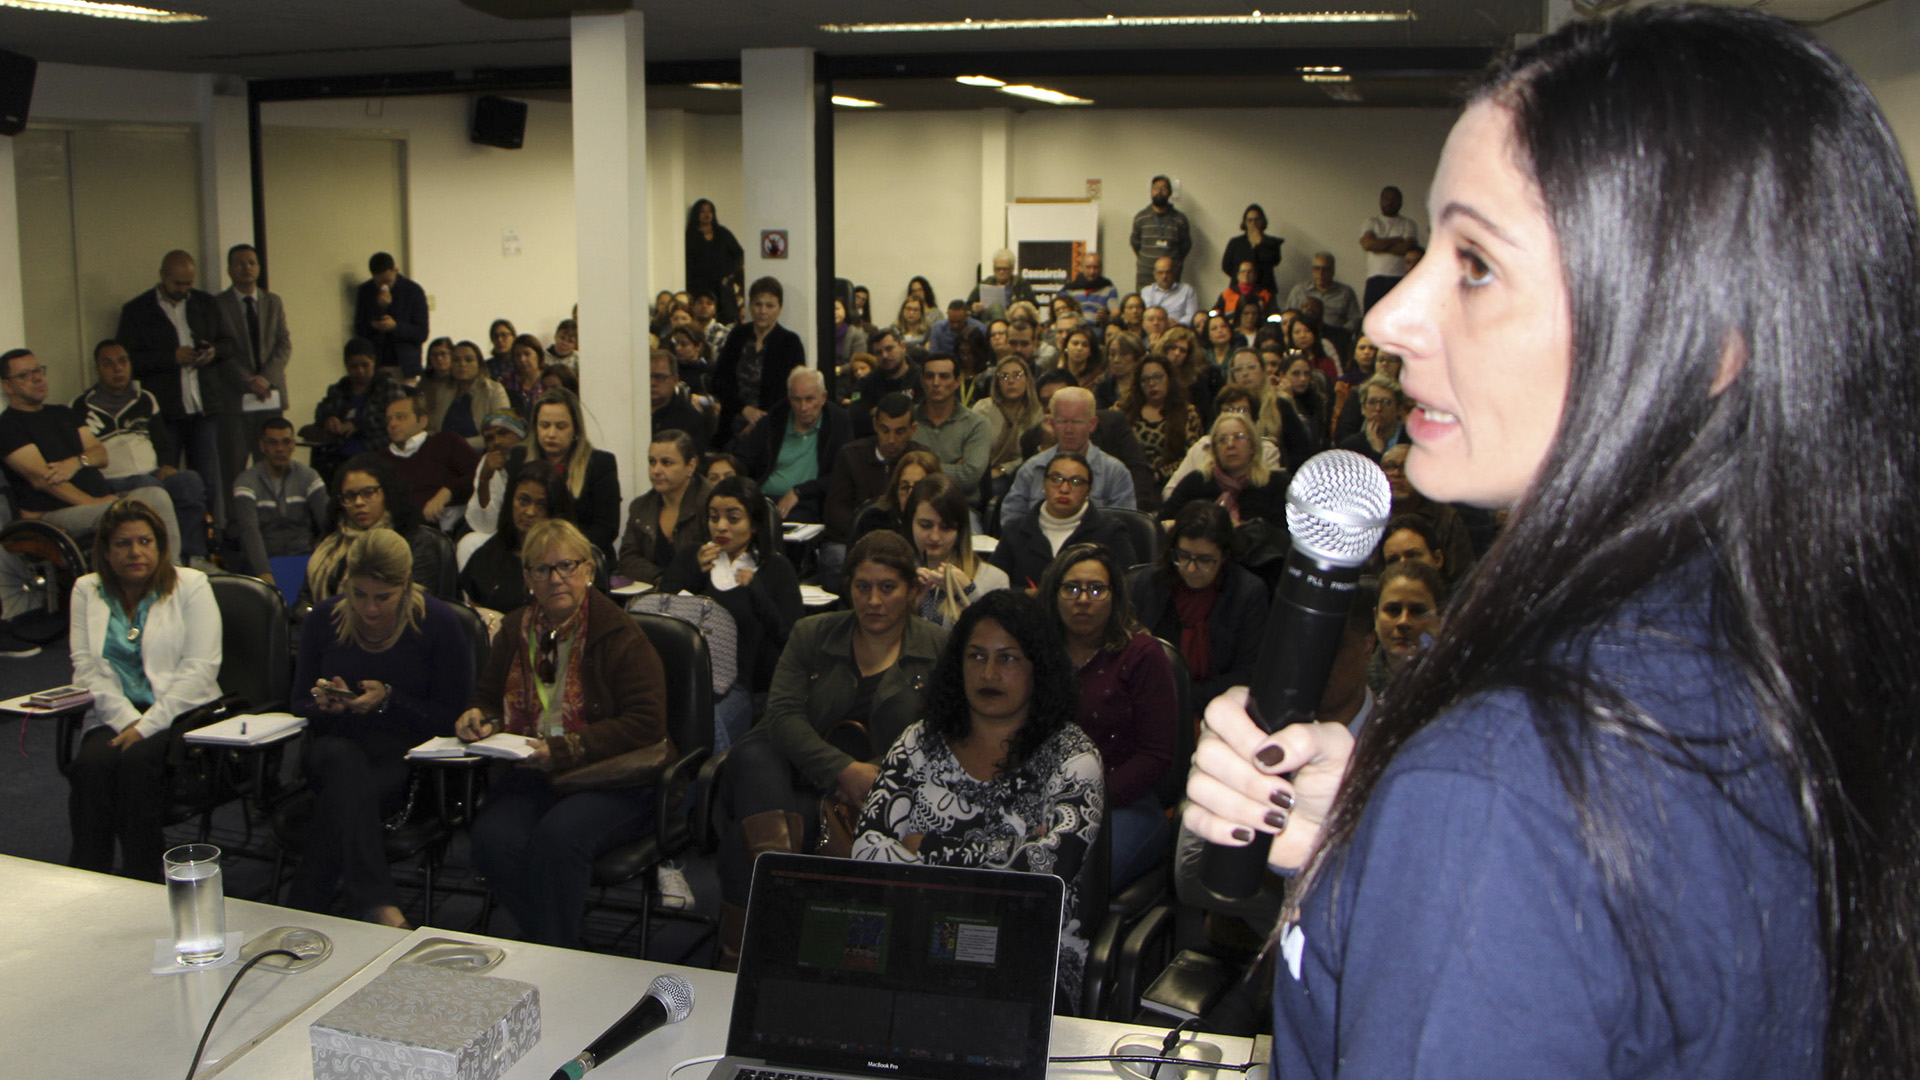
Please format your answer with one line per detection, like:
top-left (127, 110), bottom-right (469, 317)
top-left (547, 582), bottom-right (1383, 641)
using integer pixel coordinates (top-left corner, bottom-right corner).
top-left (551, 973), bottom-right (694, 1080)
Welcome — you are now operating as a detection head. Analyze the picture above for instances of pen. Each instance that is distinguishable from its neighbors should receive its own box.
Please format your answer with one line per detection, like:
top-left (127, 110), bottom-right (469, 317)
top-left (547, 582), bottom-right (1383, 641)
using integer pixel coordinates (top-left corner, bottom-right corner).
top-left (240, 721), bottom-right (247, 736)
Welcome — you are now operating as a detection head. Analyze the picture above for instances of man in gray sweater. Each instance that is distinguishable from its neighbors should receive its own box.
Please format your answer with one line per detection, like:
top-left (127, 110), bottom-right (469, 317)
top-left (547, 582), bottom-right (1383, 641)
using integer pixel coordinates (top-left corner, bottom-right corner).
top-left (230, 417), bottom-right (329, 589)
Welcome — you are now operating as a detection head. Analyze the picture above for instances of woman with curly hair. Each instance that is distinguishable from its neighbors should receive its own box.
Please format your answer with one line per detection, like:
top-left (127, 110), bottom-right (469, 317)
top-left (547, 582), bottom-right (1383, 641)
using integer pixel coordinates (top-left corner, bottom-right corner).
top-left (1118, 354), bottom-right (1197, 488)
top-left (852, 588), bottom-right (1102, 1006)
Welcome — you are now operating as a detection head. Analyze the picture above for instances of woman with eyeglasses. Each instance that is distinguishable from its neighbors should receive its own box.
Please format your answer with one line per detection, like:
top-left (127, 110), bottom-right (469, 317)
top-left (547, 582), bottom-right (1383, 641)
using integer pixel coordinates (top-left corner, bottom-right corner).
top-left (990, 451), bottom-right (1137, 594)
top-left (67, 497), bottom-right (221, 881)
top-left (715, 530), bottom-right (947, 968)
top-left (459, 518), bottom-right (668, 948)
top-left (1129, 502), bottom-right (1270, 713)
top-left (1041, 541), bottom-right (1177, 889)
top-left (290, 527), bottom-right (471, 927)
top-left (1119, 355), bottom-right (1197, 490)
top-left (852, 589), bottom-right (1101, 1004)
top-left (460, 463), bottom-right (572, 612)
top-left (973, 356), bottom-right (1041, 489)
top-left (658, 474), bottom-right (803, 693)
top-left (1336, 375), bottom-right (1410, 465)
top-left (486, 319), bottom-right (517, 382)
top-left (1164, 413), bottom-right (1286, 527)
top-left (302, 453), bottom-right (451, 604)
top-left (1158, 384), bottom-right (1285, 502)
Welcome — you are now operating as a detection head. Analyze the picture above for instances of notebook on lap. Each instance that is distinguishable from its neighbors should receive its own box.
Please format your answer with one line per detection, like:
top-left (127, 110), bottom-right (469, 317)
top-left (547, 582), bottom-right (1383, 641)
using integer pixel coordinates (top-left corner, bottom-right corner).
top-left (710, 852), bottom-right (1065, 1080)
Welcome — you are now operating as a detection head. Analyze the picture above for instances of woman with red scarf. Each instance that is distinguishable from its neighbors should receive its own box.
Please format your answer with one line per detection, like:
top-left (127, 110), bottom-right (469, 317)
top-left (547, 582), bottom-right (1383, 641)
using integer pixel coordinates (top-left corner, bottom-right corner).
top-left (1163, 412), bottom-right (1287, 527)
top-left (1128, 502), bottom-right (1271, 714)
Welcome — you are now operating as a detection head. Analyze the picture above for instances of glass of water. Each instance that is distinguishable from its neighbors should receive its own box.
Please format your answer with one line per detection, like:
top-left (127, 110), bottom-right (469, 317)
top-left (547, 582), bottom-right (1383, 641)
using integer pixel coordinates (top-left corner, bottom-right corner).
top-left (163, 844), bottom-right (226, 966)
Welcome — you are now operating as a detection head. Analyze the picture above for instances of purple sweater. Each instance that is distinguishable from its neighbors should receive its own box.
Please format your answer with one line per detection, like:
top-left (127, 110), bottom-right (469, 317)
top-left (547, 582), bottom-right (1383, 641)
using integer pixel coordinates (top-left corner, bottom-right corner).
top-left (1073, 631), bottom-right (1178, 807)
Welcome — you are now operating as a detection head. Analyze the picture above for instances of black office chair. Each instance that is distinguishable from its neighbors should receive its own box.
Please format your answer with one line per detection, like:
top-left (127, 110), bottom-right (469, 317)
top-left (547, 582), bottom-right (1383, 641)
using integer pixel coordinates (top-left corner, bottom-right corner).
top-left (416, 527), bottom-right (460, 601)
top-left (1106, 507), bottom-right (1165, 566)
top-left (585, 613), bottom-right (716, 959)
top-left (0, 517), bottom-right (88, 643)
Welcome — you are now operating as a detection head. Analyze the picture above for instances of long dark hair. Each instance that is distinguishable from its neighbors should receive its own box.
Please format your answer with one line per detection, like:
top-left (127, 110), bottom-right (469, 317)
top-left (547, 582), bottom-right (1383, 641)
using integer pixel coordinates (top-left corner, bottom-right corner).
top-left (501, 462), bottom-right (575, 552)
top-left (332, 452), bottom-right (420, 534)
top-left (922, 590), bottom-right (1077, 776)
top-left (1039, 541), bottom-right (1142, 654)
top-left (1119, 355), bottom-right (1193, 471)
top-left (1155, 501), bottom-right (1234, 590)
top-left (685, 197), bottom-right (719, 232)
top-left (91, 497), bottom-right (178, 609)
top-left (1296, 9), bottom-right (1920, 1074)
top-left (701, 475), bottom-right (772, 558)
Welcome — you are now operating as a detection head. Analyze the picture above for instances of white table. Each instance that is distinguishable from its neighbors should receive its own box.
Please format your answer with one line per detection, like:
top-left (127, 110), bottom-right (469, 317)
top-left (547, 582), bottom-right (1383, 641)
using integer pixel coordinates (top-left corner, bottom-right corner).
top-left (212, 923), bottom-right (1264, 1079)
top-left (0, 855), bottom-right (409, 1077)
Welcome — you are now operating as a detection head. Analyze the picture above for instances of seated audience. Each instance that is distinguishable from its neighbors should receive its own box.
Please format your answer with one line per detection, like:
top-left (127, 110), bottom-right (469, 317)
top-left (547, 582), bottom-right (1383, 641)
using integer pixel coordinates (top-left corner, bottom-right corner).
top-left (462, 464), bottom-right (571, 612)
top-left (848, 330), bottom-right (922, 435)
top-left (290, 528), bottom-right (470, 926)
top-left (967, 249), bottom-right (1039, 323)
top-left (715, 530), bottom-right (947, 967)
top-left (1165, 412), bottom-right (1287, 526)
top-left (379, 393), bottom-right (479, 529)
top-left (1213, 259), bottom-right (1274, 321)
top-left (73, 340), bottom-right (208, 557)
top-left (821, 392), bottom-right (923, 592)
top-left (306, 338), bottom-right (405, 480)
top-left (1129, 502), bottom-right (1270, 709)
top-left (907, 474), bottom-right (1008, 627)
top-left (852, 589), bottom-right (1101, 1004)
top-left (714, 276), bottom-right (805, 446)
top-left (649, 347), bottom-right (712, 450)
top-left (426, 340), bottom-right (509, 450)
top-left (461, 519), bottom-right (669, 948)
top-left (231, 418), bottom-right (330, 585)
top-left (615, 429), bottom-right (710, 586)
top-left (927, 298), bottom-right (985, 356)
top-left (736, 366), bottom-right (850, 523)
top-left (1368, 557), bottom-right (1446, 699)
top-left (66, 498), bottom-right (219, 880)
top-left (833, 298), bottom-right (870, 368)
top-left (993, 451), bottom-right (1137, 591)
top-left (657, 475), bottom-right (803, 692)
top-left (1060, 251), bottom-right (1121, 324)
top-left (1063, 326), bottom-right (1108, 393)
top-left (1091, 330), bottom-right (1137, 408)
top-left (1000, 387), bottom-right (1136, 522)
top-left (502, 389), bottom-right (621, 555)
top-left (1160, 385), bottom-right (1283, 499)
top-left (1277, 352), bottom-right (1331, 455)
top-left (1330, 333), bottom-right (1382, 443)
top-left (912, 354), bottom-right (990, 498)
top-left (486, 319), bottom-right (517, 381)
top-left (850, 448), bottom-right (939, 547)
top-left (1162, 326), bottom-right (1224, 421)
top-left (1338, 374), bottom-right (1410, 463)
top-left (498, 333), bottom-right (547, 412)
top-left (0, 347), bottom-right (184, 558)
top-left (1380, 447), bottom-right (1477, 578)
top-left (302, 454), bottom-right (451, 603)
top-left (1199, 312), bottom-right (1244, 370)
top-left (456, 411), bottom-right (527, 567)
top-left (1045, 537), bottom-right (1181, 892)
top-left (546, 319), bottom-right (580, 372)
top-left (892, 296), bottom-right (933, 348)
top-left (1121, 355), bottom-right (1198, 490)
top-left (539, 364), bottom-right (579, 397)
top-left (702, 452), bottom-right (741, 485)
top-left (973, 355), bottom-right (1041, 491)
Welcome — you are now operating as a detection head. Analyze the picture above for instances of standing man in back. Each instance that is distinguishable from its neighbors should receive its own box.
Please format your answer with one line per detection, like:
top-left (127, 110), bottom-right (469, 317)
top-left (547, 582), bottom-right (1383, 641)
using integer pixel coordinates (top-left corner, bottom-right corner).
top-left (1130, 175), bottom-right (1193, 290)
top-left (1359, 185), bottom-right (1422, 313)
top-left (214, 243), bottom-right (291, 521)
top-left (115, 249), bottom-right (233, 537)
top-left (353, 251), bottom-right (430, 379)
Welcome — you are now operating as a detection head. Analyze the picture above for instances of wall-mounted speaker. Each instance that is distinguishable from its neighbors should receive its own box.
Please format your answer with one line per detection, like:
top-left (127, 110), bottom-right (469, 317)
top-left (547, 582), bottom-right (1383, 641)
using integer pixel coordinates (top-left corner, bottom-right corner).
top-left (470, 95), bottom-right (527, 150)
top-left (0, 49), bottom-right (37, 137)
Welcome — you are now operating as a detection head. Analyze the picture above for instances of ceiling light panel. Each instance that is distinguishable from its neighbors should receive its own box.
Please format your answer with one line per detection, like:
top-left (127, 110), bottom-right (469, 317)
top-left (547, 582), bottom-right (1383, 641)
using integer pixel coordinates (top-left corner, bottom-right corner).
top-left (0, 0), bottom-right (204, 21)
top-left (998, 84), bottom-right (1094, 106)
top-left (831, 94), bottom-right (882, 107)
top-left (822, 12), bottom-right (1415, 33)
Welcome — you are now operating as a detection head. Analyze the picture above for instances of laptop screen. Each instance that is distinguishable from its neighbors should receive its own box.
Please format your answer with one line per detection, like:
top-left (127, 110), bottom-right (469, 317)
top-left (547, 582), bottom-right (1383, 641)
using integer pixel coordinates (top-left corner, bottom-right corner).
top-left (729, 853), bottom-right (1064, 1080)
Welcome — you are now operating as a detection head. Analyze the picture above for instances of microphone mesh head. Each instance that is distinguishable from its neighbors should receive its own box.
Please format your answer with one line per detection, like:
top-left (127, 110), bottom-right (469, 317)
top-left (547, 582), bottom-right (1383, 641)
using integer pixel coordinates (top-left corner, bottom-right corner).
top-left (647, 974), bottom-right (695, 1023)
top-left (1285, 450), bottom-right (1393, 567)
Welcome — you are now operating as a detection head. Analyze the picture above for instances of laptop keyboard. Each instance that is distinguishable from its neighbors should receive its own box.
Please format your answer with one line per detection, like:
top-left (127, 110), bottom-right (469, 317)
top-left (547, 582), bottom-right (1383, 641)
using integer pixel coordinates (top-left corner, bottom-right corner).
top-left (737, 1071), bottom-right (845, 1080)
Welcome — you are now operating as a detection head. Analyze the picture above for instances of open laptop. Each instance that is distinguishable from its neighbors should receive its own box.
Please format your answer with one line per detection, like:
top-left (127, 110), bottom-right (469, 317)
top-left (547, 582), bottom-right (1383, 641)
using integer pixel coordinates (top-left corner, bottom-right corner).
top-left (710, 852), bottom-right (1065, 1080)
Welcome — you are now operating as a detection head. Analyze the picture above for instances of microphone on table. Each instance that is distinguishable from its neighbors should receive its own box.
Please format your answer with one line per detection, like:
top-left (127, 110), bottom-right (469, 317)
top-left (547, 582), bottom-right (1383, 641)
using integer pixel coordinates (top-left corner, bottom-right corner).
top-left (1200, 449), bottom-right (1391, 902)
top-left (550, 973), bottom-right (695, 1080)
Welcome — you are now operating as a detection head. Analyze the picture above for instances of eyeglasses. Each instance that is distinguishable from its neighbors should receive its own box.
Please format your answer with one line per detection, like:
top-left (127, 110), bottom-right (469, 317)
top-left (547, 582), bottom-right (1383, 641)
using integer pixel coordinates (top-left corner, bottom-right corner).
top-left (340, 485), bottom-right (382, 504)
top-left (1139, 372), bottom-right (1167, 386)
top-left (1362, 397), bottom-right (1397, 411)
top-left (1171, 549), bottom-right (1220, 570)
top-left (1058, 581), bottom-right (1110, 601)
top-left (4, 365), bottom-right (45, 381)
top-left (1044, 473), bottom-right (1091, 489)
top-left (1216, 432), bottom-right (1251, 447)
top-left (528, 558), bottom-right (587, 580)
top-left (998, 371), bottom-right (1027, 382)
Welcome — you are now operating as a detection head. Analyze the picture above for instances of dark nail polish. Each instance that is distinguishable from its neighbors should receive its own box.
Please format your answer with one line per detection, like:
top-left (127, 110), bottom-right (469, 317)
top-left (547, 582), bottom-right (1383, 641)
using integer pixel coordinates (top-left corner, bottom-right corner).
top-left (1255, 745), bottom-right (1286, 767)
top-left (1265, 810), bottom-right (1289, 830)
top-left (1230, 827), bottom-right (1254, 843)
top-left (1271, 788), bottom-right (1295, 810)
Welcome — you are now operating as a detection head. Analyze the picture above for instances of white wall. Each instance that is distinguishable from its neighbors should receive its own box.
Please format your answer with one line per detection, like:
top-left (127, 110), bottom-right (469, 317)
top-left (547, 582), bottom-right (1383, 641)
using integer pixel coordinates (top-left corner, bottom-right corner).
top-left (261, 95), bottom-right (580, 355)
top-left (1821, 0), bottom-right (1920, 178)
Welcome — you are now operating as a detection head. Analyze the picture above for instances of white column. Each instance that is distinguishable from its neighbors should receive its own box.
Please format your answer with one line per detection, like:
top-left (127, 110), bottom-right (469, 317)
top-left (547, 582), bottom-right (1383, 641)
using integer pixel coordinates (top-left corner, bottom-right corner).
top-left (647, 107), bottom-right (687, 303)
top-left (741, 48), bottom-right (817, 367)
top-left (194, 75), bottom-right (253, 271)
top-left (979, 108), bottom-right (1013, 275)
top-left (0, 138), bottom-right (23, 350)
top-left (571, 9), bottom-right (650, 494)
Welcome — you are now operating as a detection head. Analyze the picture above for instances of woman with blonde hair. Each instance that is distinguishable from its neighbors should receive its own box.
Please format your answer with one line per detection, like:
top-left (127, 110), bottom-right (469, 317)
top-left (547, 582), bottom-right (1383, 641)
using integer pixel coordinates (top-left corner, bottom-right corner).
top-left (892, 296), bottom-right (933, 348)
top-left (67, 497), bottom-right (221, 880)
top-left (1164, 411), bottom-right (1286, 526)
top-left (291, 527), bottom-right (471, 926)
top-left (972, 356), bottom-right (1041, 488)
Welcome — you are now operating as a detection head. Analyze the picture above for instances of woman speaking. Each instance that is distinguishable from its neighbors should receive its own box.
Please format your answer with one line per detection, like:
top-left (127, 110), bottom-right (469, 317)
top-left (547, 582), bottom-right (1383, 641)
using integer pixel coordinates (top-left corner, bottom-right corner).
top-left (1184, 8), bottom-right (1919, 1075)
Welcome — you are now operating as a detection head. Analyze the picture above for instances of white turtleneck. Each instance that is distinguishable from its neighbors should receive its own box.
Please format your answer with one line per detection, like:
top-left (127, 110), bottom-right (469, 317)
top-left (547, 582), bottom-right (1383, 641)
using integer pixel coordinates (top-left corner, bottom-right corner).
top-left (1039, 501), bottom-right (1088, 555)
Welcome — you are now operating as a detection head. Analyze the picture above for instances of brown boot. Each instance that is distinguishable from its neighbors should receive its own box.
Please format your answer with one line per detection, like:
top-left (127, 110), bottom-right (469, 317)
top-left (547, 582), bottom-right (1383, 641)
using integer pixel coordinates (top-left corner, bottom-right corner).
top-left (718, 902), bottom-right (748, 973)
top-left (739, 809), bottom-right (802, 862)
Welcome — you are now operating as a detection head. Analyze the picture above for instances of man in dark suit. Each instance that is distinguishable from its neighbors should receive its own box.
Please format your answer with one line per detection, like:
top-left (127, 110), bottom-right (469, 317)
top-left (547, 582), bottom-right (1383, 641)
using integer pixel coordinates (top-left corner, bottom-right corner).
top-left (116, 248), bottom-right (234, 535)
top-left (353, 251), bottom-right (430, 378)
top-left (213, 242), bottom-right (292, 522)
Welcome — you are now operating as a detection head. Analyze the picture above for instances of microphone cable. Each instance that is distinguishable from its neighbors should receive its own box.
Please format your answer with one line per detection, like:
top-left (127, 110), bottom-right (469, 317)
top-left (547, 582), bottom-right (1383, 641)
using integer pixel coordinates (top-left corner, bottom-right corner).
top-left (183, 948), bottom-right (298, 1080)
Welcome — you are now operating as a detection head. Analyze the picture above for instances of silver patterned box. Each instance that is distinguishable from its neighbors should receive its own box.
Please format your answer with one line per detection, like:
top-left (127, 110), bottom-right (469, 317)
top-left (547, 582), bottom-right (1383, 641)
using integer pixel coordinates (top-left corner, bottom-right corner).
top-left (310, 961), bottom-right (541, 1080)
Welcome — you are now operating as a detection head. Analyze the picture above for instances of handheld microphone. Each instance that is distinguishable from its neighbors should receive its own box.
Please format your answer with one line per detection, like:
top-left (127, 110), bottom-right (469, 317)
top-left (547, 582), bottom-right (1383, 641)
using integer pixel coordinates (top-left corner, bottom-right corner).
top-left (1200, 449), bottom-right (1390, 901)
top-left (550, 973), bottom-right (695, 1080)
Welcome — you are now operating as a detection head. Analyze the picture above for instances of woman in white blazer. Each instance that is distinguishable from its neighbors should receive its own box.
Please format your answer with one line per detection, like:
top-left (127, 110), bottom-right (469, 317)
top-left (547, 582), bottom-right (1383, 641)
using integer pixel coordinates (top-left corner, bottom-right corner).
top-left (68, 497), bottom-right (222, 881)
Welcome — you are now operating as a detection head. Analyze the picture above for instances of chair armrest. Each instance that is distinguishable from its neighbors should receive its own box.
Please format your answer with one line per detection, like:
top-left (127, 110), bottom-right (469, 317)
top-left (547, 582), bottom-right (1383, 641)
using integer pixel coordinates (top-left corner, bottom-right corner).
top-left (1082, 909), bottom-right (1125, 1020)
top-left (1113, 904), bottom-right (1178, 1022)
top-left (652, 745), bottom-right (712, 854)
top-left (53, 710), bottom-right (83, 778)
top-left (695, 748), bottom-right (730, 854)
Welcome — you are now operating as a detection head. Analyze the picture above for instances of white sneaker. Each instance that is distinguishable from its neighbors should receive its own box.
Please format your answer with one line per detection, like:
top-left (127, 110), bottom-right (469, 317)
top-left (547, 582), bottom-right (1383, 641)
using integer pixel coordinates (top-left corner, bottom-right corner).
top-left (656, 863), bottom-right (694, 911)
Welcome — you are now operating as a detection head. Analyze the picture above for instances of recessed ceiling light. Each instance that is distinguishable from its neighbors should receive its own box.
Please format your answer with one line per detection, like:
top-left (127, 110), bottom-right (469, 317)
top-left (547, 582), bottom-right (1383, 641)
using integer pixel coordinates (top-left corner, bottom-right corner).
top-left (956, 75), bottom-right (1007, 87)
top-left (1298, 65), bottom-right (1345, 73)
top-left (1302, 73), bottom-right (1353, 83)
top-left (0, 0), bottom-right (203, 21)
top-left (690, 82), bottom-right (741, 91)
top-left (831, 95), bottom-right (883, 108)
top-left (822, 11), bottom-right (1414, 32)
top-left (999, 84), bottom-right (1094, 106)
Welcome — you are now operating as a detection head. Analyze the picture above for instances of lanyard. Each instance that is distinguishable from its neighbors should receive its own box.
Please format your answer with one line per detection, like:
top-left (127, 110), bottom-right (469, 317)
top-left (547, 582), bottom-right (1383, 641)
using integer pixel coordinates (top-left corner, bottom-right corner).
top-left (527, 626), bottom-right (557, 719)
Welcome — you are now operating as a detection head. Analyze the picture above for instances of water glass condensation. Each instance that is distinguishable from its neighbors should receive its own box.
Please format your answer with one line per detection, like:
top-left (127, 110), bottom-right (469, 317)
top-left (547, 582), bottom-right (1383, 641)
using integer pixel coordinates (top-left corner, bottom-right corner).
top-left (163, 844), bottom-right (226, 965)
